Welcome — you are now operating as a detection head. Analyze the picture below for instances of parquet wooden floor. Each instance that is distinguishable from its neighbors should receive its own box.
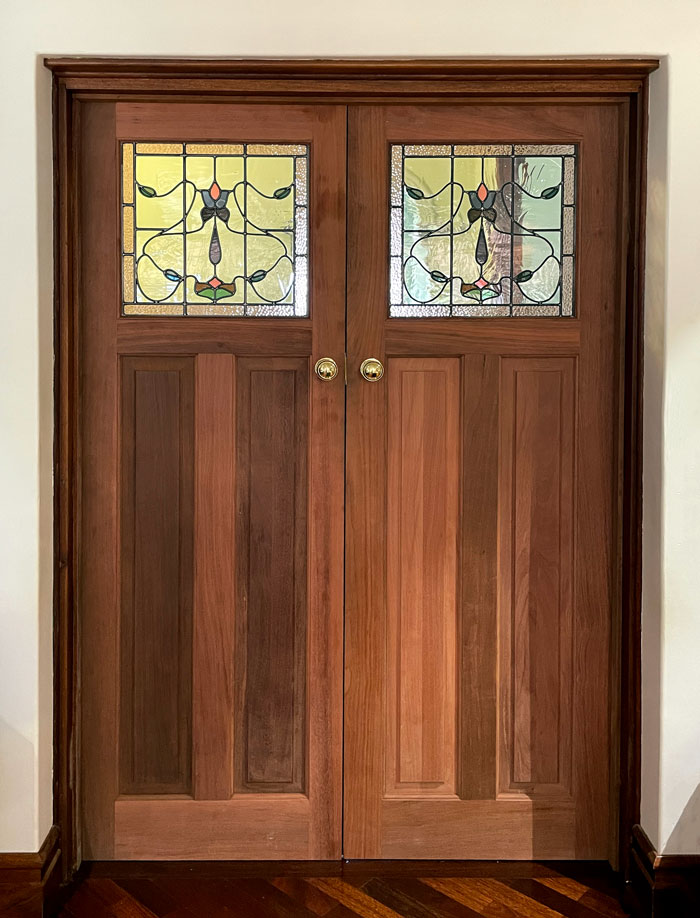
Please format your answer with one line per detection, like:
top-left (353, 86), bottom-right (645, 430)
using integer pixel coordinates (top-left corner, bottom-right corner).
top-left (57, 862), bottom-right (630, 918)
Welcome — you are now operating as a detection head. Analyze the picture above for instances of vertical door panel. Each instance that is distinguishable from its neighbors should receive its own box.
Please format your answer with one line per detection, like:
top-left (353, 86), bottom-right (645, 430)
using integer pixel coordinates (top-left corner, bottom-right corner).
top-left (386, 358), bottom-right (460, 797)
top-left (499, 358), bottom-right (575, 798)
top-left (235, 358), bottom-right (308, 794)
top-left (345, 104), bottom-right (623, 858)
top-left (80, 102), bottom-right (345, 859)
top-left (193, 354), bottom-right (236, 801)
top-left (120, 357), bottom-right (194, 796)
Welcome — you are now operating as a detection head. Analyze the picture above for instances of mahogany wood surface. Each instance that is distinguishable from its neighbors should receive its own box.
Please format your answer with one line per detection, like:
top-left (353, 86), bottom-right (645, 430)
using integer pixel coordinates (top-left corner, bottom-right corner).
top-left (119, 357), bottom-right (195, 796)
top-left (344, 102), bottom-right (624, 859)
top-left (78, 101), bottom-right (346, 860)
top-left (193, 354), bottom-right (236, 801)
top-left (235, 358), bottom-right (309, 794)
top-left (57, 861), bottom-right (630, 917)
top-left (386, 358), bottom-right (460, 798)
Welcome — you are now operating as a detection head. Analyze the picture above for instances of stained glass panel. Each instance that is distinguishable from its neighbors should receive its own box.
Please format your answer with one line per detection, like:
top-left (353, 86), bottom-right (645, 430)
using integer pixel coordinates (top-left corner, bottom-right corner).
top-left (121, 143), bottom-right (309, 316)
top-left (389, 143), bottom-right (577, 317)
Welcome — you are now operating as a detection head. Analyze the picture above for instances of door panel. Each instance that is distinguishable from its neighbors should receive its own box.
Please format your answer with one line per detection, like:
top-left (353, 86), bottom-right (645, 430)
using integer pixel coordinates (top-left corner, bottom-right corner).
top-left (386, 358), bottom-right (460, 798)
top-left (345, 104), bottom-right (623, 858)
top-left (79, 101), bottom-right (346, 859)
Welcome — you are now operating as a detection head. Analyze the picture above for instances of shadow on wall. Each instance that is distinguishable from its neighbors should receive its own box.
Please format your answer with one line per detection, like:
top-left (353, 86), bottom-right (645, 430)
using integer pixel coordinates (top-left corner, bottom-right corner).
top-left (0, 717), bottom-right (36, 851)
top-left (640, 56), bottom-right (669, 850)
top-left (665, 782), bottom-right (700, 853)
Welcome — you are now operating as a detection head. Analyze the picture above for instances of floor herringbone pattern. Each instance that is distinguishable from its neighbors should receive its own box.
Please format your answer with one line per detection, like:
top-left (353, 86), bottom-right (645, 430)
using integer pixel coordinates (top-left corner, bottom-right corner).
top-left (58, 863), bottom-right (630, 918)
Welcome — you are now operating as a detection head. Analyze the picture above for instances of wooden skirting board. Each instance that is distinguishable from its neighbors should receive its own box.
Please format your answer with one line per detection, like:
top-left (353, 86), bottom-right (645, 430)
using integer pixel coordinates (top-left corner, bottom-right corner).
top-left (0, 826), bottom-right (61, 917)
top-left (626, 824), bottom-right (700, 918)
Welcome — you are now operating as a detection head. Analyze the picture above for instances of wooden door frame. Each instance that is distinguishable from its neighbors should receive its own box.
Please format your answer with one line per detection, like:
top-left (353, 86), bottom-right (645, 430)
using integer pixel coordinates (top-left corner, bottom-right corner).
top-left (47, 56), bottom-right (657, 880)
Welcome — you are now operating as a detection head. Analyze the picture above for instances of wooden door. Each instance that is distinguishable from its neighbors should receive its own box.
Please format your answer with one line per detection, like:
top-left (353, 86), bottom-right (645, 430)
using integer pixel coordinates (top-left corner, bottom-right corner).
top-left (344, 104), bottom-right (624, 859)
top-left (79, 102), bottom-right (346, 859)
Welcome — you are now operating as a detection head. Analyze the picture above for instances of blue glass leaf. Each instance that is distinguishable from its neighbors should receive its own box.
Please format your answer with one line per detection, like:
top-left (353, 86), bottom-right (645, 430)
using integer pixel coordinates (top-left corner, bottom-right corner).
top-left (249, 269), bottom-right (267, 283)
top-left (164, 269), bottom-right (181, 282)
top-left (273, 186), bottom-right (292, 199)
top-left (430, 270), bottom-right (449, 283)
top-left (138, 184), bottom-right (157, 198)
top-left (541, 186), bottom-right (560, 200)
top-left (406, 186), bottom-right (424, 200)
top-left (515, 270), bottom-right (533, 283)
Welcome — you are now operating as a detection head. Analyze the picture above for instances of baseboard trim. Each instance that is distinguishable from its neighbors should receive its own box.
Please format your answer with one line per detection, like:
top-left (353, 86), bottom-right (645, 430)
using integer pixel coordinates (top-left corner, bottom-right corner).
top-left (0, 826), bottom-right (61, 917)
top-left (626, 824), bottom-right (700, 918)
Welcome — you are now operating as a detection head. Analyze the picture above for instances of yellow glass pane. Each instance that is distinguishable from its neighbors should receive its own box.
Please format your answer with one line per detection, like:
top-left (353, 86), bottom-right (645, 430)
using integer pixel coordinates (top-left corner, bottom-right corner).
top-left (135, 143), bottom-right (183, 154)
top-left (246, 143), bottom-right (306, 155)
top-left (186, 143), bottom-right (244, 155)
top-left (215, 156), bottom-right (245, 193)
top-left (122, 207), bottom-right (134, 253)
top-left (185, 156), bottom-right (215, 189)
top-left (123, 255), bottom-right (134, 301)
top-left (122, 144), bottom-right (134, 205)
top-left (403, 157), bottom-right (451, 197)
top-left (123, 302), bottom-right (183, 315)
top-left (246, 157), bottom-right (294, 229)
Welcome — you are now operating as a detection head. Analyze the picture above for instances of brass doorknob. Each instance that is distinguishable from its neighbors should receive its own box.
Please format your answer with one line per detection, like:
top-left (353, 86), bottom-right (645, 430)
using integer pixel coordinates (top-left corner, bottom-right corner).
top-left (314, 357), bottom-right (338, 381)
top-left (360, 358), bottom-right (384, 382)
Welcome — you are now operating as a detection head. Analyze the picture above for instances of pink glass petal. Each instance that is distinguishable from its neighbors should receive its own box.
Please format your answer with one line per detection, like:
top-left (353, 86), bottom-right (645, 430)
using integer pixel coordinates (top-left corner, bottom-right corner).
top-left (209, 182), bottom-right (221, 201)
top-left (475, 278), bottom-right (488, 289)
top-left (209, 277), bottom-right (222, 288)
top-left (477, 182), bottom-right (489, 202)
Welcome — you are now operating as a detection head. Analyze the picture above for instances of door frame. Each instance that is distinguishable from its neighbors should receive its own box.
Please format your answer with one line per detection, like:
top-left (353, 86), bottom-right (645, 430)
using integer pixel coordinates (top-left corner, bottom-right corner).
top-left (47, 55), bottom-right (657, 879)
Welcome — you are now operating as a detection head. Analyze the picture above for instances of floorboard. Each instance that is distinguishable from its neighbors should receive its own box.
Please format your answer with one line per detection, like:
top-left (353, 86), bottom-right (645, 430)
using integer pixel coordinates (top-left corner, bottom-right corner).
top-left (58, 863), bottom-right (629, 918)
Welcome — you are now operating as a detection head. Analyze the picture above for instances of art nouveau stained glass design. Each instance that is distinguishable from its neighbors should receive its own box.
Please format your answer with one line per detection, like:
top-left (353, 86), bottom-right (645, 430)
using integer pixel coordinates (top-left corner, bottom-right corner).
top-left (121, 143), bottom-right (308, 316)
top-left (389, 144), bottom-right (577, 317)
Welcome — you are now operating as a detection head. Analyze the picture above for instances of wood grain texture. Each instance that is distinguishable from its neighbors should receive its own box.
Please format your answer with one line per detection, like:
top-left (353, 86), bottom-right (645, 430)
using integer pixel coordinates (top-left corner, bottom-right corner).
top-left (79, 101), bottom-right (119, 859)
top-left (498, 358), bottom-right (575, 796)
top-left (0, 827), bottom-right (61, 918)
top-left (344, 105), bottom-right (389, 858)
top-left (385, 358), bottom-right (460, 796)
top-left (76, 100), bottom-right (345, 861)
top-left (56, 864), bottom-right (630, 917)
top-left (458, 356), bottom-right (499, 802)
top-left (346, 102), bottom-right (622, 860)
top-left (114, 797), bottom-right (310, 860)
top-left (235, 359), bottom-right (308, 794)
top-left (120, 357), bottom-right (194, 796)
top-left (193, 355), bottom-right (236, 800)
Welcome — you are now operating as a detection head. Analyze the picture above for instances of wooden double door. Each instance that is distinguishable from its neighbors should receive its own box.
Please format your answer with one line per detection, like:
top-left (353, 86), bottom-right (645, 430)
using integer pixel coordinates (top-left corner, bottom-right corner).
top-left (79, 97), bottom-right (624, 861)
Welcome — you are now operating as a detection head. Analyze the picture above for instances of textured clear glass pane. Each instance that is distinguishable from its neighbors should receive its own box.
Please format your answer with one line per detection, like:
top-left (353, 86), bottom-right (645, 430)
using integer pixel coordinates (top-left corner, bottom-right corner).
top-left (294, 255), bottom-right (308, 316)
top-left (295, 207), bottom-right (307, 255)
top-left (389, 303), bottom-right (451, 317)
top-left (122, 142), bottom-right (309, 316)
top-left (454, 144), bottom-right (512, 156)
top-left (404, 144), bottom-right (452, 156)
top-left (389, 143), bottom-right (578, 318)
top-left (391, 146), bottom-right (403, 206)
top-left (564, 157), bottom-right (576, 205)
top-left (563, 206), bottom-right (575, 255)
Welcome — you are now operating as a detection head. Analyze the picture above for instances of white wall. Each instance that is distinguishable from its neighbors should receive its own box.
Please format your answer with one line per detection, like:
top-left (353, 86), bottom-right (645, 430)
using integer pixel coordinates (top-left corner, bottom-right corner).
top-left (1, 0), bottom-right (698, 855)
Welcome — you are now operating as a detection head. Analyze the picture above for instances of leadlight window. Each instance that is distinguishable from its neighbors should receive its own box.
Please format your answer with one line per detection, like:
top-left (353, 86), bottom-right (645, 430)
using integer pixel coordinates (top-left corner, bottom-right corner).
top-left (389, 144), bottom-right (577, 317)
top-left (121, 143), bottom-right (308, 316)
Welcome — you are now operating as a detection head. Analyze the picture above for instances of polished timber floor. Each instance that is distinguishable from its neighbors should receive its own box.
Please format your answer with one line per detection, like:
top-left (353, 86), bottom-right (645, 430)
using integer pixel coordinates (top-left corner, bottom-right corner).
top-left (58, 861), bottom-right (630, 918)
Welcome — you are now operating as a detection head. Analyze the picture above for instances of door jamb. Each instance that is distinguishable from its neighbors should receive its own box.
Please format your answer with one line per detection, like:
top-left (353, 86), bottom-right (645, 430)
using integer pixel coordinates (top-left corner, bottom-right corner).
top-left (46, 55), bottom-right (658, 880)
